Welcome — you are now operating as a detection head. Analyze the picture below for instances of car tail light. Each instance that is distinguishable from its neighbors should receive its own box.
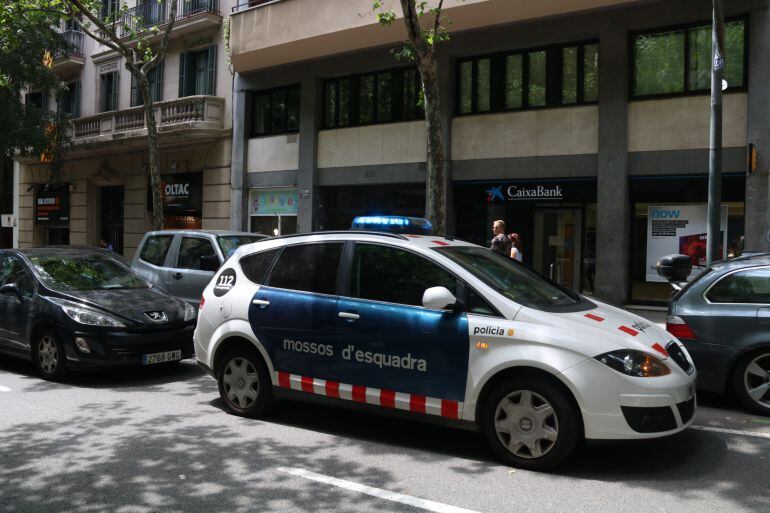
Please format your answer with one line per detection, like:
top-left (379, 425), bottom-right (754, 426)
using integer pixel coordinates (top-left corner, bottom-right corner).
top-left (666, 315), bottom-right (696, 340)
top-left (200, 296), bottom-right (205, 311)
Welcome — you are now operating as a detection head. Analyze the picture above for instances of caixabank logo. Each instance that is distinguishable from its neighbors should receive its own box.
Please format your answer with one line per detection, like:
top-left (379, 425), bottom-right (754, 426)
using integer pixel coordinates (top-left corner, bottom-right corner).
top-left (486, 184), bottom-right (563, 202)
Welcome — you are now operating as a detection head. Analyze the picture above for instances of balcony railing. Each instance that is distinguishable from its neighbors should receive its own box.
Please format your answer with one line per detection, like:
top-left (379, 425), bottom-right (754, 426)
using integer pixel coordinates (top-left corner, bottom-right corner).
top-left (54, 30), bottom-right (85, 60)
top-left (119, 0), bottom-right (220, 38)
top-left (71, 96), bottom-right (224, 140)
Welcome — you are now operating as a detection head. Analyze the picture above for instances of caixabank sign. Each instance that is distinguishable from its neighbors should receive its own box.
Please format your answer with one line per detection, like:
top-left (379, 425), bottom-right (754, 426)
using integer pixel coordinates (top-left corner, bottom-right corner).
top-left (486, 182), bottom-right (565, 203)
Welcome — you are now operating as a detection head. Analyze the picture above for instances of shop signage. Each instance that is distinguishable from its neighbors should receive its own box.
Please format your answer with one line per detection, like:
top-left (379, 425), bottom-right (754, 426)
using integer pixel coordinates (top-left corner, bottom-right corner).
top-left (645, 204), bottom-right (728, 282)
top-left (486, 184), bottom-right (564, 202)
top-left (35, 186), bottom-right (70, 226)
top-left (249, 188), bottom-right (298, 216)
top-left (147, 172), bottom-right (203, 215)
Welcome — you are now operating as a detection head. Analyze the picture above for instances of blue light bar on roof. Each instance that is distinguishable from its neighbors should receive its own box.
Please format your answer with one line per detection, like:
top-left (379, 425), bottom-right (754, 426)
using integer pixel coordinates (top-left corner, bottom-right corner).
top-left (351, 216), bottom-right (433, 235)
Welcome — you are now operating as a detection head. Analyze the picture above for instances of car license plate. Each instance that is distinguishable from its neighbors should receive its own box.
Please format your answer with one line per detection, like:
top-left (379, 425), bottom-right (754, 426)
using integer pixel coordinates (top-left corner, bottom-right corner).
top-left (143, 350), bottom-right (182, 365)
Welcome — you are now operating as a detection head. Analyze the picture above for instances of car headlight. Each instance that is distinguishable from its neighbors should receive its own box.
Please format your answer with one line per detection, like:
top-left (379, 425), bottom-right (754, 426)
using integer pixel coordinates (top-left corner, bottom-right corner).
top-left (595, 350), bottom-right (671, 377)
top-left (47, 297), bottom-right (126, 328)
top-left (184, 302), bottom-right (197, 322)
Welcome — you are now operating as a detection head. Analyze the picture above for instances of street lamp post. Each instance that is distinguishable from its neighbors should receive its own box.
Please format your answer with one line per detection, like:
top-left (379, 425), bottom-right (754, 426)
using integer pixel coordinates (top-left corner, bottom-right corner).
top-left (706, 0), bottom-right (726, 267)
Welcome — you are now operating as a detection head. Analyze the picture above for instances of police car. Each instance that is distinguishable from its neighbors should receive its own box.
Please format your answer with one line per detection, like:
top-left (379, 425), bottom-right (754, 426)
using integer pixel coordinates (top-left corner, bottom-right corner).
top-left (194, 218), bottom-right (696, 470)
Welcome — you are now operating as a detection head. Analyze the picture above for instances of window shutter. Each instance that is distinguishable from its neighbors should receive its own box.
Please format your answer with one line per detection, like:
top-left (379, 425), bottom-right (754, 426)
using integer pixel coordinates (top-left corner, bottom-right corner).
top-left (154, 61), bottom-right (164, 102)
top-left (178, 52), bottom-right (188, 98)
top-left (111, 72), bottom-right (119, 111)
top-left (72, 81), bottom-right (81, 118)
top-left (100, 75), bottom-right (107, 112)
top-left (42, 90), bottom-right (49, 112)
top-left (130, 74), bottom-right (139, 107)
top-left (206, 45), bottom-right (217, 96)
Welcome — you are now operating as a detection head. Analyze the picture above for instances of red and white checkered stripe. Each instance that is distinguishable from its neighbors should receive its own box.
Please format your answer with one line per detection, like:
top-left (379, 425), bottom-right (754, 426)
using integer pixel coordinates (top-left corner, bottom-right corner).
top-left (275, 371), bottom-right (462, 419)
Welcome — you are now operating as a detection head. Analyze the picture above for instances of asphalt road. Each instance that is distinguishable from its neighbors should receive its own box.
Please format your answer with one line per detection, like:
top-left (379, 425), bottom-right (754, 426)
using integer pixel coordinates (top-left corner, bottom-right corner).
top-left (1, 357), bottom-right (768, 513)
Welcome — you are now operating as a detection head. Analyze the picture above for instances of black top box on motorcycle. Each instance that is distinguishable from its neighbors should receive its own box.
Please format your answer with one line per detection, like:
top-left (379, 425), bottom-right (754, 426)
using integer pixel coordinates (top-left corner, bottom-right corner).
top-left (656, 254), bottom-right (692, 282)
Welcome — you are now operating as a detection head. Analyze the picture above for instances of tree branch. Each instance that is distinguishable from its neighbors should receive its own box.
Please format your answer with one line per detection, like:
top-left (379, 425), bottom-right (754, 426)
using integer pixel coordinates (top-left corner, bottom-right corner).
top-left (432, 0), bottom-right (444, 48)
top-left (67, 14), bottom-right (122, 53)
top-left (143, 0), bottom-right (178, 74)
top-left (66, 0), bottom-right (133, 56)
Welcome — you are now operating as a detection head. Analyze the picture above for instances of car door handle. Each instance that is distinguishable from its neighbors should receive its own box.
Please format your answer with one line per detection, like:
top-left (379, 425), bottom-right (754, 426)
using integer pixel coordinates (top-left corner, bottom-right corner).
top-left (252, 299), bottom-right (270, 307)
top-left (338, 312), bottom-right (360, 321)
top-left (172, 272), bottom-right (183, 280)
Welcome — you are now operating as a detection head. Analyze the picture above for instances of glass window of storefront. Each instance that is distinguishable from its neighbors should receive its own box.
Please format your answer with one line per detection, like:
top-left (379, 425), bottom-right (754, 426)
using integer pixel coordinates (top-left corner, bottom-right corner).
top-left (248, 188), bottom-right (298, 236)
top-left (630, 174), bottom-right (746, 303)
top-left (323, 184), bottom-right (426, 231)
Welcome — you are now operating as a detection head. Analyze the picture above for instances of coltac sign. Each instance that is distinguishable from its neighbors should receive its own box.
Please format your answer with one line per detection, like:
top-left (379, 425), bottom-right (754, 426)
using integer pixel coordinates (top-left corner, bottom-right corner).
top-left (486, 183), bottom-right (564, 202)
top-left (148, 172), bottom-right (203, 215)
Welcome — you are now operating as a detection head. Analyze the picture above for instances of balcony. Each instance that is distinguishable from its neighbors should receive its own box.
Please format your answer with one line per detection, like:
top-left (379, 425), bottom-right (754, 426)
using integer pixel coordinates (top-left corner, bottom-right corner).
top-left (69, 96), bottom-right (225, 153)
top-left (229, 0), bottom-right (647, 72)
top-left (53, 30), bottom-right (85, 76)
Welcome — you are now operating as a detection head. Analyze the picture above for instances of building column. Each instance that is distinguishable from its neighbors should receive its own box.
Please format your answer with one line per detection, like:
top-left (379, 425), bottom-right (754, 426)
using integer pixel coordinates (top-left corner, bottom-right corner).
top-left (438, 49), bottom-right (455, 235)
top-left (594, 21), bottom-right (631, 306)
top-left (230, 73), bottom-right (248, 231)
top-left (745, 0), bottom-right (770, 252)
top-left (12, 160), bottom-right (19, 248)
top-left (297, 74), bottom-right (321, 232)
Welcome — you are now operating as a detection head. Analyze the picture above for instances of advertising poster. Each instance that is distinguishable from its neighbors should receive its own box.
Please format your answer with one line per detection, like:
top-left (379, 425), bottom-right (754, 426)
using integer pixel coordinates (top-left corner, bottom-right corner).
top-left (34, 186), bottom-right (70, 226)
top-left (147, 172), bottom-right (203, 215)
top-left (646, 204), bottom-right (728, 282)
top-left (249, 188), bottom-right (298, 216)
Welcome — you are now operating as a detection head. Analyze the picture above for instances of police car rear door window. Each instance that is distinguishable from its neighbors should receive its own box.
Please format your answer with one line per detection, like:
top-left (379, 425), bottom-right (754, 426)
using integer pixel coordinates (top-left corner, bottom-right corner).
top-left (351, 244), bottom-right (458, 306)
top-left (239, 249), bottom-right (280, 284)
top-left (268, 243), bottom-right (343, 295)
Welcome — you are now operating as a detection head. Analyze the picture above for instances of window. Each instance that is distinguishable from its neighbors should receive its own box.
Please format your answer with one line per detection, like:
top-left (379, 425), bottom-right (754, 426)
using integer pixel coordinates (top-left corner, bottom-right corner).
top-left (0, 255), bottom-right (34, 298)
top-left (179, 46), bottom-right (216, 97)
top-left (176, 237), bottom-right (216, 270)
top-left (139, 235), bottom-right (174, 266)
top-left (239, 249), bottom-right (280, 284)
top-left (100, 0), bottom-right (120, 20)
top-left (217, 235), bottom-right (264, 259)
top-left (351, 244), bottom-right (458, 307)
top-left (323, 67), bottom-right (423, 129)
top-left (457, 41), bottom-right (598, 115)
top-left (26, 91), bottom-right (48, 111)
top-left (267, 243), bottom-right (343, 295)
top-left (251, 85), bottom-right (300, 136)
top-left (131, 63), bottom-right (164, 107)
top-left (100, 71), bottom-right (119, 112)
top-left (706, 268), bottom-right (770, 304)
top-left (59, 81), bottom-right (81, 117)
top-left (631, 19), bottom-right (746, 98)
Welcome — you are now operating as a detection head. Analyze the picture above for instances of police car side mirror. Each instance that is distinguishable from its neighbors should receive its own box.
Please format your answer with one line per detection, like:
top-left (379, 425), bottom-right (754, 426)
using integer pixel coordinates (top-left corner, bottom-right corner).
top-left (422, 286), bottom-right (458, 311)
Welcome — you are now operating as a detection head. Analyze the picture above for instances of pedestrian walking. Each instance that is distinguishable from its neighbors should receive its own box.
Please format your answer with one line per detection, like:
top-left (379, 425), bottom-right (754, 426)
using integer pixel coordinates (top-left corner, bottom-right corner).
top-left (490, 220), bottom-right (512, 256)
top-left (509, 232), bottom-right (523, 262)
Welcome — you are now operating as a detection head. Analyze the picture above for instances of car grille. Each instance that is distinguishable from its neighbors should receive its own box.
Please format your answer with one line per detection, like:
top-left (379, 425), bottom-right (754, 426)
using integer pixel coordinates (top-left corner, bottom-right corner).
top-left (676, 396), bottom-right (696, 424)
top-left (666, 341), bottom-right (694, 374)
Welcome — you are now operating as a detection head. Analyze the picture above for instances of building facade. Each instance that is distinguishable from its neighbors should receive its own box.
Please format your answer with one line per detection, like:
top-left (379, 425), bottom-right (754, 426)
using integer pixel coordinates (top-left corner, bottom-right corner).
top-left (13, 0), bottom-right (234, 260)
top-left (228, 0), bottom-right (770, 306)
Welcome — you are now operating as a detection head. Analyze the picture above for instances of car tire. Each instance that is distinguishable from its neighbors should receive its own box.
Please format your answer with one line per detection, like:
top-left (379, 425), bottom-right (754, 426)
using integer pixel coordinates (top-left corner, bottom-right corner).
top-left (217, 346), bottom-right (274, 418)
top-left (32, 330), bottom-right (69, 381)
top-left (481, 375), bottom-right (582, 470)
top-left (732, 350), bottom-right (770, 416)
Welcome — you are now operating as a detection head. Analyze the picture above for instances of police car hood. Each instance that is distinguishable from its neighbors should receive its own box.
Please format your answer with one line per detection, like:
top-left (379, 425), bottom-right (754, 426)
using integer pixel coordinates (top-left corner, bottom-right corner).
top-left (513, 299), bottom-right (673, 359)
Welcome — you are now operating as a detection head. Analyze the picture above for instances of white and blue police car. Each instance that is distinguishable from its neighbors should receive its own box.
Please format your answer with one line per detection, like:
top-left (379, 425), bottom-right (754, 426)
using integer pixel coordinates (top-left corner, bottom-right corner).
top-left (194, 217), bottom-right (696, 469)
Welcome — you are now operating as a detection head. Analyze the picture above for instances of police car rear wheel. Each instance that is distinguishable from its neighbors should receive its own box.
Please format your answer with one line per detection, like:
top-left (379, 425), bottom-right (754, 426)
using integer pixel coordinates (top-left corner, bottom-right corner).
top-left (482, 377), bottom-right (581, 470)
top-left (218, 347), bottom-right (273, 418)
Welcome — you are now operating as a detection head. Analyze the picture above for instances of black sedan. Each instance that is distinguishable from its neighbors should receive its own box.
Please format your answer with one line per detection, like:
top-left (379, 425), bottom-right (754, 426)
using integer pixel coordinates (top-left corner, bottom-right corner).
top-left (0, 247), bottom-right (197, 380)
top-left (662, 253), bottom-right (770, 415)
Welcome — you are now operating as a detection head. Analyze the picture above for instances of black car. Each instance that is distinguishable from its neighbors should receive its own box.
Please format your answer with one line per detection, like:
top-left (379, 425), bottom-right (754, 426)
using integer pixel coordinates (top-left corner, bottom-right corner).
top-left (0, 247), bottom-right (197, 380)
top-left (662, 253), bottom-right (770, 415)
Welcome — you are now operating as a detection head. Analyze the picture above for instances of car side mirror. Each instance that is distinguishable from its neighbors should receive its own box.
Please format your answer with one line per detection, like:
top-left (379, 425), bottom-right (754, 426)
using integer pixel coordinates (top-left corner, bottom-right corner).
top-left (656, 254), bottom-right (692, 291)
top-left (0, 283), bottom-right (21, 300)
top-left (200, 254), bottom-right (221, 272)
top-left (422, 286), bottom-right (459, 311)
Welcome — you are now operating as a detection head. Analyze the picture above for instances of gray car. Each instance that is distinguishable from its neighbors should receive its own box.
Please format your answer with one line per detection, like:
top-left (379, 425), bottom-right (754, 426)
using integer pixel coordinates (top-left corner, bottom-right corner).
top-left (131, 230), bottom-right (267, 307)
top-left (665, 253), bottom-right (770, 415)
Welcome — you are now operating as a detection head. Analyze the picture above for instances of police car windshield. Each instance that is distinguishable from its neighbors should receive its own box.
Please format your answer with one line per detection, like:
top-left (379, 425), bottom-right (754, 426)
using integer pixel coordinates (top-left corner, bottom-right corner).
top-left (435, 246), bottom-right (580, 308)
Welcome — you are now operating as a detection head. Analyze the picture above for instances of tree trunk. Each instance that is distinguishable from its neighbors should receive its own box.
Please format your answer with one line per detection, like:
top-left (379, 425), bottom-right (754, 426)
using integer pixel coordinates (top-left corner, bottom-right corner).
top-left (419, 57), bottom-right (446, 235)
top-left (139, 76), bottom-right (164, 230)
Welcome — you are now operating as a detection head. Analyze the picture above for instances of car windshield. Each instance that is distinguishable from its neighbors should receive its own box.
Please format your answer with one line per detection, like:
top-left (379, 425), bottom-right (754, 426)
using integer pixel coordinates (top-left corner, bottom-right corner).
top-left (218, 235), bottom-right (264, 258)
top-left (435, 246), bottom-right (580, 308)
top-left (28, 254), bottom-right (148, 291)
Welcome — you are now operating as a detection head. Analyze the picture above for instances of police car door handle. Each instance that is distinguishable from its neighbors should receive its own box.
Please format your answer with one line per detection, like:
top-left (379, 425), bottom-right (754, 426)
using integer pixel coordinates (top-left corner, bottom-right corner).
top-left (338, 312), bottom-right (360, 321)
top-left (252, 299), bottom-right (270, 307)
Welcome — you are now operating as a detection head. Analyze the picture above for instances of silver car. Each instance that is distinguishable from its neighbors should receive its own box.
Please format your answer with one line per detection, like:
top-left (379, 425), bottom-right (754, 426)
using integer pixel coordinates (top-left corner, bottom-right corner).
top-left (132, 230), bottom-right (267, 307)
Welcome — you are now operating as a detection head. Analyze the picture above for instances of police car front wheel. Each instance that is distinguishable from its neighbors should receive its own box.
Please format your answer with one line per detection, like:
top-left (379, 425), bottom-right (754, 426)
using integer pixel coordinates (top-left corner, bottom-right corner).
top-left (217, 346), bottom-right (274, 418)
top-left (482, 376), bottom-right (582, 470)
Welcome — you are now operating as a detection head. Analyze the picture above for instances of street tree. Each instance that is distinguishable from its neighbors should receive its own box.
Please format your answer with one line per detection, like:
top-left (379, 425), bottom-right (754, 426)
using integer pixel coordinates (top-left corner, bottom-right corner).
top-left (0, 1), bottom-right (70, 175)
top-left (373, 0), bottom-right (450, 235)
top-left (48, 0), bottom-right (180, 230)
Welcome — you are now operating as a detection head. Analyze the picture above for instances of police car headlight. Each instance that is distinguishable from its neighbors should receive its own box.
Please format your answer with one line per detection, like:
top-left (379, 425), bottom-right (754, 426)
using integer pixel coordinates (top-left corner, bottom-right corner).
top-left (183, 302), bottom-right (197, 322)
top-left (47, 297), bottom-right (126, 328)
top-left (595, 350), bottom-right (671, 377)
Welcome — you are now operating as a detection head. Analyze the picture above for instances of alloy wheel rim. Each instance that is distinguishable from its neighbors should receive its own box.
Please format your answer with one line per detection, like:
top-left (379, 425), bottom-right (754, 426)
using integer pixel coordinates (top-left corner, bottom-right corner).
top-left (744, 354), bottom-right (770, 408)
top-left (493, 389), bottom-right (559, 459)
top-left (222, 357), bottom-right (259, 409)
top-left (38, 336), bottom-right (58, 375)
